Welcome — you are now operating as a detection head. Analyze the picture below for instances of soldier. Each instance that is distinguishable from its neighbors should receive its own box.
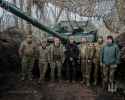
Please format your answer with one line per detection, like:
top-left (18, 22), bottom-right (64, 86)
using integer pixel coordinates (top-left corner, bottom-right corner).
top-left (48, 37), bottom-right (65, 82)
top-left (38, 39), bottom-right (49, 83)
top-left (93, 36), bottom-right (104, 85)
top-left (86, 42), bottom-right (96, 86)
top-left (101, 35), bottom-right (120, 92)
top-left (79, 37), bottom-right (88, 84)
top-left (65, 36), bottom-right (79, 83)
top-left (19, 34), bottom-right (37, 81)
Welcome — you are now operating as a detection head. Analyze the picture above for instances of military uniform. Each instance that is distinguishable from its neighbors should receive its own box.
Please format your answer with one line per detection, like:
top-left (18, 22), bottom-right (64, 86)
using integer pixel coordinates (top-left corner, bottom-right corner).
top-left (102, 64), bottom-right (117, 91)
top-left (48, 44), bottom-right (65, 81)
top-left (19, 41), bottom-right (36, 80)
top-left (79, 43), bottom-right (88, 83)
top-left (93, 43), bottom-right (103, 85)
top-left (38, 46), bottom-right (49, 82)
top-left (86, 43), bottom-right (96, 86)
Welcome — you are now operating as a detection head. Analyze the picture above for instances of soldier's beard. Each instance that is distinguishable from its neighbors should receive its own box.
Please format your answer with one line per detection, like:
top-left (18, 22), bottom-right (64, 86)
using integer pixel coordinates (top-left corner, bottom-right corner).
top-left (27, 41), bottom-right (32, 44)
top-left (42, 45), bottom-right (46, 49)
top-left (54, 43), bottom-right (60, 47)
top-left (98, 41), bottom-right (103, 44)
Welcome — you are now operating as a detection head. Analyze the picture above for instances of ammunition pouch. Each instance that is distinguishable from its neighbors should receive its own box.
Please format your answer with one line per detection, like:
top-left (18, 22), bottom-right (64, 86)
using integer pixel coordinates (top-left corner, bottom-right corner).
top-left (53, 55), bottom-right (61, 61)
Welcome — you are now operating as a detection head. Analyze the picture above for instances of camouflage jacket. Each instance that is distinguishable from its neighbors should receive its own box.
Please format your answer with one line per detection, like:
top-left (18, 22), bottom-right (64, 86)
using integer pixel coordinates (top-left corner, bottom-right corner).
top-left (19, 40), bottom-right (37, 59)
top-left (48, 44), bottom-right (65, 63)
top-left (94, 43), bottom-right (103, 62)
top-left (38, 46), bottom-right (49, 62)
top-left (86, 43), bottom-right (96, 60)
top-left (79, 43), bottom-right (88, 59)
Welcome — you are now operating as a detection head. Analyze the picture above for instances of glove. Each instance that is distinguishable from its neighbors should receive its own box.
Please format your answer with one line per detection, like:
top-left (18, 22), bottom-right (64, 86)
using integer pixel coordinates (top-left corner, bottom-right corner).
top-left (70, 57), bottom-right (73, 61)
top-left (100, 62), bottom-right (103, 66)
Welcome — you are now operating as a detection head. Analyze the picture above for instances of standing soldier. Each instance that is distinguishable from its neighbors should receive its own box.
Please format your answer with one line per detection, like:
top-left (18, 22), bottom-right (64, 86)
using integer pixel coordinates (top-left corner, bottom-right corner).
top-left (93, 36), bottom-right (104, 85)
top-left (65, 36), bottom-right (79, 83)
top-left (49, 37), bottom-right (65, 82)
top-left (38, 39), bottom-right (49, 83)
top-left (79, 37), bottom-right (88, 84)
top-left (86, 42), bottom-right (96, 86)
top-left (19, 34), bottom-right (37, 81)
top-left (101, 35), bottom-right (120, 92)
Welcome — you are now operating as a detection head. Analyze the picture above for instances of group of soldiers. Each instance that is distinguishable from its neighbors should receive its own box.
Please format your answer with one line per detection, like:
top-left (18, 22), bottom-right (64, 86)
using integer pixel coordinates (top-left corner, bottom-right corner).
top-left (19, 34), bottom-right (120, 93)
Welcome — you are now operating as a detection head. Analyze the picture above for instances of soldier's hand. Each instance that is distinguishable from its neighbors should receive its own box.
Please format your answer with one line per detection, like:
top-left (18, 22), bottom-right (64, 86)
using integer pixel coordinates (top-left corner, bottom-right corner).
top-left (77, 59), bottom-right (80, 64)
top-left (70, 57), bottom-right (73, 61)
top-left (111, 65), bottom-right (117, 68)
top-left (100, 63), bottom-right (103, 67)
top-left (19, 52), bottom-right (23, 58)
top-left (88, 60), bottom-right (90, 63)
top-left (93, 59), bottom-right (97, 63)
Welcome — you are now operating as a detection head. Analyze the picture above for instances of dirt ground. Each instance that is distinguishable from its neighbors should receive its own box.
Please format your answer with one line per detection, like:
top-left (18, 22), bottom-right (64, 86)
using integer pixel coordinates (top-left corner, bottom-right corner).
top-left (0, 73), bottom-right (124, 100)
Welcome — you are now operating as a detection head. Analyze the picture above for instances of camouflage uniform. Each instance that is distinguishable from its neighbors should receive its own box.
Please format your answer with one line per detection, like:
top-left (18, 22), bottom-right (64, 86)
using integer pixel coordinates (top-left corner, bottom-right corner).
top-left (19, 41), bottom-right (36, 80)
top-left (102, 64), bottom-right (117, 91)
top-left (38, 46), bottom-right (49, 82)
top-left (93, 43), bottom-right (103, 85)
top-left (79, 43), bottom-right (88, 83)
top-left (48, 44), bottom-right (65, 81)
top-left (86, 43), bottom-right (96, 86)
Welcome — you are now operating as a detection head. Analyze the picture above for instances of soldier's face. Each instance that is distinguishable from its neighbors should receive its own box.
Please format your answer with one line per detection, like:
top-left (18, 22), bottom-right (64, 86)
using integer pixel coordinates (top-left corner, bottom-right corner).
top-left (42, 42), bottom-right (47, 48)
top-left (69, 36), bottom-right (74, 44)
top-left (98, 38), bottom-right (103, 44)
top-left (81, 38), bottom-right (86, 43)
top-left (54, 38), bottom-right (60, 46)
top-left (106, 39), bottom-right (113, 44)
top-left (89, 43), bottom-right (93, 48)
top-left (26, 35), bottom-right (32, 43)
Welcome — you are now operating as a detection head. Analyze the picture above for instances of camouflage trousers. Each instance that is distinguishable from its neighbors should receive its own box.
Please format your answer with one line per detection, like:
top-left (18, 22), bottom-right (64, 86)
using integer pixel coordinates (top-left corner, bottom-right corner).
top-left (50, 61), bottom-right (62, 81)
top-left (86, 60), bottom-right (93, 85)
top-left (21, 56), bottom-right (34, 80)
top-left (102, 64), bottom-right (117, 88)
top-left (39, 61), bottom-right (48, 81)
top-left (93, 61), bottom-right (102, 84)
top-left (81, 59), bottom-right (87, 82)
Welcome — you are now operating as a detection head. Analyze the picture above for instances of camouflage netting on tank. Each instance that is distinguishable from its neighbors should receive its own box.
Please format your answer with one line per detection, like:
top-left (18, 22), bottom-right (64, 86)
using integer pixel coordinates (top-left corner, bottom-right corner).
top-left (32, 0), bottom-right (125, 34)
top-left (0, 0), bottom-right (125, 34)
